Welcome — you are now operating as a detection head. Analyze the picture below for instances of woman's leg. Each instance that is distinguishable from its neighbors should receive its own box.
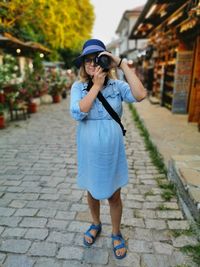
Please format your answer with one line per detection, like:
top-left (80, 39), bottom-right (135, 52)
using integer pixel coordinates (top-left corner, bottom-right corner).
top-left (84, 191), bottom-right (101, 244)
top-left (108, 188), bottom-right (126, 257)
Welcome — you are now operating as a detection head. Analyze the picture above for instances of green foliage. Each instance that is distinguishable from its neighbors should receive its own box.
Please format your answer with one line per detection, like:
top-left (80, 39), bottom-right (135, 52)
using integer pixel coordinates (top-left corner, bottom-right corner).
top-left (128, 103), bottom-right (167, 175)
top-left (156, 178), bottom-right (176, 201)
top-left (59, 48), bottom-right (79, 69)
top-left (181, 244), bottom-right (200, 265)
top-left (47, 69), bottom-right (67, 96)
top-left (156, 178), bottom-right (175, 190)
top-left (156, 204), bottom-right (171, 210)
top-left (0, 0), bottom-right (95, 55)
top-left (0, 54), bottom-right (19, 88)
top-left (32, 53), bottom-right (45, 75)
top-left (171, 228), bottom-right (194, 238)
top-left (161, 189), bottom-right (175, 201)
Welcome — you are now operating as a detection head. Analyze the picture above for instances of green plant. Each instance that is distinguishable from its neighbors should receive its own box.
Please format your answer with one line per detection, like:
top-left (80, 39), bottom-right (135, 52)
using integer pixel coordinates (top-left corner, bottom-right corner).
top-left (171, 223), bottom-right (200, 266)
top-left (0, 54), bottom-right (19, 89)
top-left (48, 70), bottom-right (66, 96)
top-left (20, 66), bottom-right (47, 99)
top-left (171, 228), bottom-right (194, 238)
top-left (161, 189), bottom-right (175, 201)
top-left (156, 204), bottom-right (171, 210)
top-left (144, 190), bottom-right (154, 197)
top-left (155, 178), bottom-right (176, 201)
top-left (128, 104), bottom-right (167, 175)
top-left (4, 84), bottom-right (22, 109)
top-left (156, 178), bottom-right (175, 190)
top-left (181, 244), bottom-right (200, 265)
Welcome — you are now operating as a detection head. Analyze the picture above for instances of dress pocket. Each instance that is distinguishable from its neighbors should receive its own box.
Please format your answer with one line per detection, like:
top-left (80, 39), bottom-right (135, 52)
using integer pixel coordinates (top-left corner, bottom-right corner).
top-left (102, 88), bottom-right (121, 113)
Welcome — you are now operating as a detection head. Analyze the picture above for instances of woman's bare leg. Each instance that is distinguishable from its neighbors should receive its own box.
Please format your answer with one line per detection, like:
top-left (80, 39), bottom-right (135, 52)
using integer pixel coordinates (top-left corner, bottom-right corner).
top-left (84, 191), bottom-right (101, 244)
top-left (108, 189), bottom-right (126, 257)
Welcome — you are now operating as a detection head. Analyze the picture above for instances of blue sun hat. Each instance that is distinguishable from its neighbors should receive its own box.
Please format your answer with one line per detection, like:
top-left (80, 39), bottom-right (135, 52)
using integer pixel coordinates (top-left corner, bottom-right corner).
top-left (74, 39), bottom-right (106, 68)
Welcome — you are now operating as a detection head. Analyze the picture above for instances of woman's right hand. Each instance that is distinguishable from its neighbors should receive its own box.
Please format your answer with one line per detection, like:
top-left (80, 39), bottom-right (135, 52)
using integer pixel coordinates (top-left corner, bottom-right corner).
top-left (79, 66), bottom-right (106, 113)
top-left (92, 66), bottom-right (107, 91)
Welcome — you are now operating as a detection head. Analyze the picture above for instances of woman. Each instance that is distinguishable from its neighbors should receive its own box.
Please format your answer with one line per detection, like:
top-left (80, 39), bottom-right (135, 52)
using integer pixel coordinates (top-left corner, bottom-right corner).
top-left (70, 39), bottom-right (146, 259)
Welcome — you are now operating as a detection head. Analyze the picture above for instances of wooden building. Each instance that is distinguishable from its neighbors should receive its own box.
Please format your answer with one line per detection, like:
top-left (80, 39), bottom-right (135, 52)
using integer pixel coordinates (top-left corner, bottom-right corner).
top-left (129, 0), bottom-right (200, 126)
top-left (0, 33), bottom-right (51, 77)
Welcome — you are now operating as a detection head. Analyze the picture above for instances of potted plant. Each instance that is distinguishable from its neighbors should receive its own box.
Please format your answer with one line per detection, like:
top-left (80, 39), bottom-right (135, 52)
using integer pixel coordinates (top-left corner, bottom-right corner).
top-left (18, 87), bottom-right (37, 113)
top-left (0, 103), bottom-right (5, 129)
top-left (20, 70), bottom-right (38, 113)
top-left (49, 83), bottom-right (62, 103)
top-left (48, 70), bottom-right (65, 103)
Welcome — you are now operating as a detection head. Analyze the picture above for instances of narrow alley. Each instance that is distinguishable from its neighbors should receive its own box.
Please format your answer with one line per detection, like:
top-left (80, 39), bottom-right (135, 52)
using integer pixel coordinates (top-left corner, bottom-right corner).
top-left (0, 98), bottom-right (198, 267)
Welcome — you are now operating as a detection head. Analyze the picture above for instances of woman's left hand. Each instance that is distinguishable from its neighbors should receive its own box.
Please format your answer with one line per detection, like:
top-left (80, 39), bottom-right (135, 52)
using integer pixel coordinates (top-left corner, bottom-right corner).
top-left (98, 51), bottom-right (121, 68)
top-left (99, 52), bottom-right (147, 101)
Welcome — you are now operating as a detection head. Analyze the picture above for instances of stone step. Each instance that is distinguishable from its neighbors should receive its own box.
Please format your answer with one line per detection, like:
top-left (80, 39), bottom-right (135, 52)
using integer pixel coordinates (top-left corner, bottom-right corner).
top-left (168, 155), bottom-right (200, 223)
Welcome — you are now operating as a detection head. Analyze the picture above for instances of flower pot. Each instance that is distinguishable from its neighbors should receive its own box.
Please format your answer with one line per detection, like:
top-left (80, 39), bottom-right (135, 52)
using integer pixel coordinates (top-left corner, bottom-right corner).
top-left (28, 102), bottom-right (37, 113)
top-left (0, 93), bottom-right (5, 104)
top-left (53, 94), bottom-right (61, 103)
top-left (0, 115), bottom-right (5, 129)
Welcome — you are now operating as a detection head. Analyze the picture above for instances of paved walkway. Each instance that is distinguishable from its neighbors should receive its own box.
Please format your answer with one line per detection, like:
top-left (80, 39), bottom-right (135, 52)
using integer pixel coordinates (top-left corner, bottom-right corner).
top-left (134, 99), bottom-right (200, 222)
top-left (134, 99), bottom-right (200, 165)
top-left (0, 97), bottom-right (198, 267)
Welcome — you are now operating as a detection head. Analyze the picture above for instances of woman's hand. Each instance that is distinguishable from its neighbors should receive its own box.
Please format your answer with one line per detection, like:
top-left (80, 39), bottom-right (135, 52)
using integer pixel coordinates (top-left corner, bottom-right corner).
top-left (98, 51), bottom-right (147, 101)
top-left (98, 51), bottom-right (121, 68)
top-left (79, 66), bottom-right (107, 113)
top-left (92, 66), bottom-right (107, 90)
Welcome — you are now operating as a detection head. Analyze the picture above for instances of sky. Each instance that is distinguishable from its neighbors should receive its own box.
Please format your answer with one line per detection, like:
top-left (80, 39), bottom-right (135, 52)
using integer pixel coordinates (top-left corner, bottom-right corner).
top-left (90, 0), bottom-right (148, 45)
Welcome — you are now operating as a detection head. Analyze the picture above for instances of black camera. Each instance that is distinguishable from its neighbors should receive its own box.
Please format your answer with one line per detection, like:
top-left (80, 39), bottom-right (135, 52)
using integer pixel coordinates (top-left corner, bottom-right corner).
top-left (95, 55), bottom-right (111, 72)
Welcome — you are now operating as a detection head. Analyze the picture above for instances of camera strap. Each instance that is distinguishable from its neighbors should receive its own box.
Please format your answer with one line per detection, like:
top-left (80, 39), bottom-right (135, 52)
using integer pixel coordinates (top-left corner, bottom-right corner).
top-left (86, 79), bottom-right (126, 136)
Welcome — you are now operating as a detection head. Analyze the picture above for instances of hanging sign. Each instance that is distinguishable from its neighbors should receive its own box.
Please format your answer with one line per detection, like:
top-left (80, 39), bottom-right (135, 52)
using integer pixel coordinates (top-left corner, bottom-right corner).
top-left (172, 51), bottom-right (193, 113)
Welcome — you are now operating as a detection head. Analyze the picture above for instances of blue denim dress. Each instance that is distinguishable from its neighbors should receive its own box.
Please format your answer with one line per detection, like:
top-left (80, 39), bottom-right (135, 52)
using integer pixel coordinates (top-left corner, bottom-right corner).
top-left (70, 79), bottom-right (136, 200)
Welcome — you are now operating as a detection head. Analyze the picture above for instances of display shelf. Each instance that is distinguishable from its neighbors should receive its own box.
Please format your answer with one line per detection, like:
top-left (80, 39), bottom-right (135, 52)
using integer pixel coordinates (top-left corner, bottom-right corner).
top-left (164, 91), bottom-right (173, 98)
top-left (161, 40), bottom-right (179, 110)
top-left (166, 71), bottom-right (174, 77)
top-left (152, 49), bottom-right (166, 99)
top-left (165, 81), bottom-right (174, 88)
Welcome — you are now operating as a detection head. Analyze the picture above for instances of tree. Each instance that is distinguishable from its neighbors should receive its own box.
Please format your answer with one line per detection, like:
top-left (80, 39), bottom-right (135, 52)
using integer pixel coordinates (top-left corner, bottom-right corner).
top-left (0, 0), bottom-right (94, 52)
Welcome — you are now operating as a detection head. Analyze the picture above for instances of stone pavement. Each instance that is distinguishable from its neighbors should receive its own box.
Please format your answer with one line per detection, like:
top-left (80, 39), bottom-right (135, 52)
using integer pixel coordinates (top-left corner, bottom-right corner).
top-left (0, 97), bottom-right (198, 267)
top-left (134, 99), bottom-right (200, 223)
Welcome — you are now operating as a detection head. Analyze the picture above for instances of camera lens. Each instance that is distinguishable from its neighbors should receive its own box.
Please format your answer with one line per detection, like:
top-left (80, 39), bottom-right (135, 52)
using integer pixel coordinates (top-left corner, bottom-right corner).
top-left (96, 55), bottom-right (111, 71)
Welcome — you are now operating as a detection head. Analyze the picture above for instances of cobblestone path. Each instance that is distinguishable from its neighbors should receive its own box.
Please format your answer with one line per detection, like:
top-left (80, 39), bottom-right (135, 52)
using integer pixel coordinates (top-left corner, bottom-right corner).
top-left (0, 97), bottom-right (198, 267)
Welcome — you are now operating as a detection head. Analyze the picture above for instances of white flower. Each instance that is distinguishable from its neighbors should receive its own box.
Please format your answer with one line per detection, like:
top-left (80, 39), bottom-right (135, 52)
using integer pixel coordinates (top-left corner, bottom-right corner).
top-left (14, 65), bottom-right (18, 71)
top-left (5, 76), bottom-right (10, 82)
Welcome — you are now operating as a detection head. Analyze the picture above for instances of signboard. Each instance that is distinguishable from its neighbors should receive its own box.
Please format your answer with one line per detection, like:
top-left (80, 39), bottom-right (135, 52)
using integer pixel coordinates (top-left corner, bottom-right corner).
top-left (172, 51), bottom-right (193, 113)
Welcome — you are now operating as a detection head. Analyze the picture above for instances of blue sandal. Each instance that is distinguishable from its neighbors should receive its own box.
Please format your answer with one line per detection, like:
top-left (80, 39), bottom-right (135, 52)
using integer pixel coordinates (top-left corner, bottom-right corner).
top-left (111, 233), bottom-right (127, 259)
top-left (83, 223), bottom-right (102, 247)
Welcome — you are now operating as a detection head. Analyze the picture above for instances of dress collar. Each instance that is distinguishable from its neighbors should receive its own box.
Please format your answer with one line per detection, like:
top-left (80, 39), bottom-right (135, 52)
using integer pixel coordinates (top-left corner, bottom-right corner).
top-left (82, 79), bottom-right (115, 90)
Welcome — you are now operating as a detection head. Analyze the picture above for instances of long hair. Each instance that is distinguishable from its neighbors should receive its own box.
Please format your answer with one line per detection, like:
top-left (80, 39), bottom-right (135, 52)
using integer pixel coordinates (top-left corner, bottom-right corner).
top-left (78, 65), bottom-right (117, 83)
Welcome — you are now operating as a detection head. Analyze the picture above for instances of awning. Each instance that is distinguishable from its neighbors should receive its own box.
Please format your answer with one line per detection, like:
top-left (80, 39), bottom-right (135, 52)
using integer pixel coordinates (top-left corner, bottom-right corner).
top-left (25, 41), bottom-right (51, 53)
top-left (0, 33), bottom-right (51, 55)
top-left (129, 0), bottom-right (189, 39)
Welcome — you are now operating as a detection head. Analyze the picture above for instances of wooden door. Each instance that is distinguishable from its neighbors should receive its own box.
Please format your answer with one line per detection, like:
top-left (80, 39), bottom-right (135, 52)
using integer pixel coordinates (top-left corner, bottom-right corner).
top-left (188, 36), bottom-right (200, 122)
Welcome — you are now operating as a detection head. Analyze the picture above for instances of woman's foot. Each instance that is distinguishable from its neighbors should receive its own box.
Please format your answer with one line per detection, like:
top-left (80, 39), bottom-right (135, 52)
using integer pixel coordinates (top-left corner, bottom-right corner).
top-left (111, 233), bottom-right (127, 259)
top-left (83, 223), bottom-right (102, 246)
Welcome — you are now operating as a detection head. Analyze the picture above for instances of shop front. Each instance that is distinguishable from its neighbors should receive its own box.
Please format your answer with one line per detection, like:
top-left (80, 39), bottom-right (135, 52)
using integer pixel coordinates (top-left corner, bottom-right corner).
top-left (129, 0), bottom-right (200, 126)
